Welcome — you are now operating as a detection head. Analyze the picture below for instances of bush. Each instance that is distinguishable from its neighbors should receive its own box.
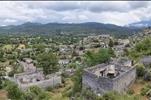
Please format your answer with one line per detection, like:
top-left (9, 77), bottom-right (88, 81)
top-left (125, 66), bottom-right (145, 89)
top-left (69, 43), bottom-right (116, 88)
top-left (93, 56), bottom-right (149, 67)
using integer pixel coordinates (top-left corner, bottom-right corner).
top-left (146, 89), bottom-right (151, 97)
top-left (46, 86), bottom-right (53, 92)
top-left (136, 65), bottom-right (145, 77)
top-left (82, 88), bottom-right (99, 100)
top-left (38, 92), bottom-right (50, 100)
top-left (0, 58), bottom-right (6, 62)
top-left (8, 70), bottom-right (15, 77)
top-left (127, 89), bottom-right (134, 95)
top-left (25, 85), bottom-right (50, 100)
top-left (6, 82), bottom-right (24, 100)
top-left (0, 72), bottom-right (5, 89)
top-left (24, 92), bottom-right (35, 100)
top-left (102, 91), bottom-right (117, 100)
top-left (144, 71), bottom-right (151, 81)
top-left (28, 86), bottom-right (42, 95)
top-left (141, 84), bottom-right (151, 96)
top-left (0, 78), bottom-right (3, 89)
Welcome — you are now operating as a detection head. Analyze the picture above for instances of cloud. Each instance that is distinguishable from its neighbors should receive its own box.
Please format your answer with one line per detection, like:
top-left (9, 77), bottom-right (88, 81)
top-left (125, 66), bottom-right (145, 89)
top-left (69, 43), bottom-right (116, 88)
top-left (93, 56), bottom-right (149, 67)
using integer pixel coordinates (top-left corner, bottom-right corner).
top-left (128, 1), bottom-right (149, 9)
top-left (0, 1), bottom-right (150, 26)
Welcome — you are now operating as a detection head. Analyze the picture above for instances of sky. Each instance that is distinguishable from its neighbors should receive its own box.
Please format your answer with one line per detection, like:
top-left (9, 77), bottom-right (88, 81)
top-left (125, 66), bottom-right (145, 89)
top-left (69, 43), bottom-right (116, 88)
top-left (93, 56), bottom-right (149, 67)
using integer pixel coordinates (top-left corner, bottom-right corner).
top-left (0, 1), bottom-right (150, 26)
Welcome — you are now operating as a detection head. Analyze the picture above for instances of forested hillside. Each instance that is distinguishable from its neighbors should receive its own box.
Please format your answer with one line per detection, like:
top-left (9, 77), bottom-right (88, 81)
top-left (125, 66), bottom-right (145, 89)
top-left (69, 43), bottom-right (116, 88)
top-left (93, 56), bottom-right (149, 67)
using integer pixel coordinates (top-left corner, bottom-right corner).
top-left (0, 22), bottom-right (140, 38)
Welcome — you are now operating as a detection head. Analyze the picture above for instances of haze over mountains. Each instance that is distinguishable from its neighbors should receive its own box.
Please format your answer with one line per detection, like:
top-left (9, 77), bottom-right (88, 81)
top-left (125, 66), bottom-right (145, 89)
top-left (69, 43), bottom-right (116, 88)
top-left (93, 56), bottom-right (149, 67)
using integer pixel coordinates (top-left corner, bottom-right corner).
top-left (0, 22), bottom-right (142, 37)
top-left (127, 20), bottom-right (151, 28)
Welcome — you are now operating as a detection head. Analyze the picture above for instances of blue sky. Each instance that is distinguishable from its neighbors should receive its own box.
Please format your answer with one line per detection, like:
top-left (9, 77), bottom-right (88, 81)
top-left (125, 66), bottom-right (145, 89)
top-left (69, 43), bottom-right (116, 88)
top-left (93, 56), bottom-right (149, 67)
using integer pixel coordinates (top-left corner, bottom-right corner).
top-left (0, 1), bottom-right (150, 26)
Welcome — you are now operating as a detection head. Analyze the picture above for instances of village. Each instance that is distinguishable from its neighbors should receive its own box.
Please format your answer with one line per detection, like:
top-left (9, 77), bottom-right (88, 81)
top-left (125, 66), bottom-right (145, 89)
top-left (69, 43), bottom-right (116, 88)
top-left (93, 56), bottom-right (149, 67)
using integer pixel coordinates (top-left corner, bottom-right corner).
top-left (0, 1), bottom-right (151, 100)
top-left (0, 28), bottom-right (151, 100)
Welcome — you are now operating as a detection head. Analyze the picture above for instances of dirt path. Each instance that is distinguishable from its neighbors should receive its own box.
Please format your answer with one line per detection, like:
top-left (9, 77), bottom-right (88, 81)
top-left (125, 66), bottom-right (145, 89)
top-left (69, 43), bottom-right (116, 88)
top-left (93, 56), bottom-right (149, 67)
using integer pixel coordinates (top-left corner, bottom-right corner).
top-left (130, 80), bottom-right (150, 100)
top-left (0, 90), bottom-right (7, 100)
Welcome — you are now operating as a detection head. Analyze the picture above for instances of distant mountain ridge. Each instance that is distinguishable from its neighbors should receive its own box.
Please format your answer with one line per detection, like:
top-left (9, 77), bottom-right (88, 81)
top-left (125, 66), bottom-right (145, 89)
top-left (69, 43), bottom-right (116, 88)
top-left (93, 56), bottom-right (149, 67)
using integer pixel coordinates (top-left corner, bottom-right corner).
top-left (0, 22), bottom-right (140, 37)
top-left (128, 20), bottom-right (151, 28)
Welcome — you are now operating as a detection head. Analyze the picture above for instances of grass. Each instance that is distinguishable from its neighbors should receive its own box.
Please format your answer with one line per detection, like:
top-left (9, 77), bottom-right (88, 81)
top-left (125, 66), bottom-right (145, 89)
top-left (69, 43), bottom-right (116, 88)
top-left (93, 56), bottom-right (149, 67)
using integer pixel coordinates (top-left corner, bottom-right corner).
top-left (48, 78), bottom-right (73, 100)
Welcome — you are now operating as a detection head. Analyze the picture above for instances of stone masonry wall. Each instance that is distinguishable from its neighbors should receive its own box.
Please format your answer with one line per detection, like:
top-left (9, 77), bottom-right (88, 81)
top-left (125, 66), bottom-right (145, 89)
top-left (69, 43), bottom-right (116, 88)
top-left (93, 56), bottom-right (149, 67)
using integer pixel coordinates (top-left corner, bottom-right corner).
top-left (82, 67), bottom-right (136, 95)
top-left (82, 70), bottom-right (113, 94)
top-left (18, 75), bottom-right (62, 91)
top-left (112, 67), bottom-right (136, 93)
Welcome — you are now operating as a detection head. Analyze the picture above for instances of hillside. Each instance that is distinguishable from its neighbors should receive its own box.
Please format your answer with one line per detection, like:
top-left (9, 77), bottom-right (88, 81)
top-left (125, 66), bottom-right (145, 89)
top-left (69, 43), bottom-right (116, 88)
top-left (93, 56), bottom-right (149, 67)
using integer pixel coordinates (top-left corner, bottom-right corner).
top-left (0, 22), bottom-right (139, 38)
top-left (128, 20), bottom-right (151, 28)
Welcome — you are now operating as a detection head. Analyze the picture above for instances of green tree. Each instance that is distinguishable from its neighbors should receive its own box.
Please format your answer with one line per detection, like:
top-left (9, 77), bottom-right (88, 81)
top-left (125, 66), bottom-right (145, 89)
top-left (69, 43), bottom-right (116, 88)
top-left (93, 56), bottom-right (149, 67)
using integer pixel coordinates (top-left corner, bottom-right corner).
top-left (37, 52), bottom-right (59, 75)
top-left (84, 48), bottom-right (112, 66)
top-left (108, 39), bottom-right (114, 47)
top-left (129, 37), bottom-right (151, 60)
top-left (33, 44), bottom-right (46, 53)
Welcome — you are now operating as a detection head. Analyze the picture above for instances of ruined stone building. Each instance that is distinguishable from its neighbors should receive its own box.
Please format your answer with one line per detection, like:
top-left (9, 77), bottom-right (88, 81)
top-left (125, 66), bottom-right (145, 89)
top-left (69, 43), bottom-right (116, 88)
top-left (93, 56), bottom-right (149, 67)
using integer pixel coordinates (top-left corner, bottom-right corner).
top-left (82, 58), bottom-right (136, 95)
top-left (13, 58), bottom-right (62, 90)
top-left (113, 39), bottom-right (130, 57)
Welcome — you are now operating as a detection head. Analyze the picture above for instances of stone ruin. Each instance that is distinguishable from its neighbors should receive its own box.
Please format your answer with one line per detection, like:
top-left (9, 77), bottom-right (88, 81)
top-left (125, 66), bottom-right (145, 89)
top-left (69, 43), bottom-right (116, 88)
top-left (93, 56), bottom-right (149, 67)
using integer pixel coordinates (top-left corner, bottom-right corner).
top-left (82, 58), bottom-right (136, 95)
top-left (14, 58), bottom-right (62, 90)
top-left (17, 58), bottom-right (36, 73)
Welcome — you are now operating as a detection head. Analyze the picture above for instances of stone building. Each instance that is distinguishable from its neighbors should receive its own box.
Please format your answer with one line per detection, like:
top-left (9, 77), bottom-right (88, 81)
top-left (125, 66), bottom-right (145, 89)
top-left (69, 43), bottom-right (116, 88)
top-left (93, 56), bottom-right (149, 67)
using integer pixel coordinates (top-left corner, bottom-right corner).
top-left (14, 72), bottom-right (62, 91)
top-left (14, 58), bottom-right (62, 91)
top-left (82, 59), bottom-right (136, 95)
top-left (113, 39), bottom-right (130, 57)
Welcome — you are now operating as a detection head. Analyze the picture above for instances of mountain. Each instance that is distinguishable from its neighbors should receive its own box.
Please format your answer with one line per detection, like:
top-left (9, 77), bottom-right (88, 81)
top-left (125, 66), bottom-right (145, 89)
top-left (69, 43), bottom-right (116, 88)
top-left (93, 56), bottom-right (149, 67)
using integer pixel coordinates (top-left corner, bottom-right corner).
top-left (0, 22), bottom-right (139, 37)
top-left (128, 20), bottom-right (151, 28)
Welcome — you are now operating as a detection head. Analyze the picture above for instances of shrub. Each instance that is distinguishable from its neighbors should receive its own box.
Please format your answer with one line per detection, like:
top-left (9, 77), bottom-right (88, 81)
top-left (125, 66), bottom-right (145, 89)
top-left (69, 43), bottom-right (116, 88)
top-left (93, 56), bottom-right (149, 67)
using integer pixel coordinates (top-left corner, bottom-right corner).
top-left (127, 89), bottom-right (134, 95)
top-left (144, 71), bottom-right (151, 81)
top-left (102, 91), bottom-right (117, 100)
top-left (25, 85), bottom-right (50, 100)
top-left (38, 92), bottom-right (50, 100)
top-left (6, 82), bottom-right (24, 100)
top-left (28, 86), bottom-right (42, 95)
top-left (46, 86), bottom-right (53, 92)
top-left (24, 92), bottom-right (35, 100)
top-left (62, 88), bottom-right (72, 97)
top-left (8, 70), bottom-right (15, 77)
top-left (136, 65), bottom-right (145, 77)
top-left (141, 84), bottom-right (151, 96)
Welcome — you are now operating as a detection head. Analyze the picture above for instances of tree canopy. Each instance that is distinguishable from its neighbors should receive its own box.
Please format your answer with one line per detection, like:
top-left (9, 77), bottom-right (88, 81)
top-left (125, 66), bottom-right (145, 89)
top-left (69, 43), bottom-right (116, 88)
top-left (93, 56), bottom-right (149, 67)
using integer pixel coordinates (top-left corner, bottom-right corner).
top-left (37, 52), bottom-right (59, 75)
top-left (129, 37), bottom-right (151, 60)
top-left (84, 48), bottom-right (113, 66)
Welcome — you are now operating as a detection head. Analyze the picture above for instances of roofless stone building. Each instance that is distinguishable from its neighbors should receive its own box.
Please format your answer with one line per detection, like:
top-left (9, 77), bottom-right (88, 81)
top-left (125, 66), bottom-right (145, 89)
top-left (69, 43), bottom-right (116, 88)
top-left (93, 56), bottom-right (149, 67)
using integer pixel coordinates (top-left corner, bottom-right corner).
top-left (82, 58), bottom-right (136, 95)
top-left (14, 58), bottom-right (62, 90)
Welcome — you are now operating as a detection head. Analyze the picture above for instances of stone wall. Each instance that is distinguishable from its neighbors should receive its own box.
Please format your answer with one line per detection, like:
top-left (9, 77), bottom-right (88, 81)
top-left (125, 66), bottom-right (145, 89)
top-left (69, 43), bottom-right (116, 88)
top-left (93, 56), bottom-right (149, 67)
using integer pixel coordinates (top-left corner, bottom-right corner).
top-left (112, 67), bottom-right (136, 92)
top-left (82, 67), bottom-right (136, 95)
top-left (18, 75), bottom-right (62, 91)
top-left (82, 70), bottom-right (113, 94)
top-left (82, 70), bottom-right (100, 94)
